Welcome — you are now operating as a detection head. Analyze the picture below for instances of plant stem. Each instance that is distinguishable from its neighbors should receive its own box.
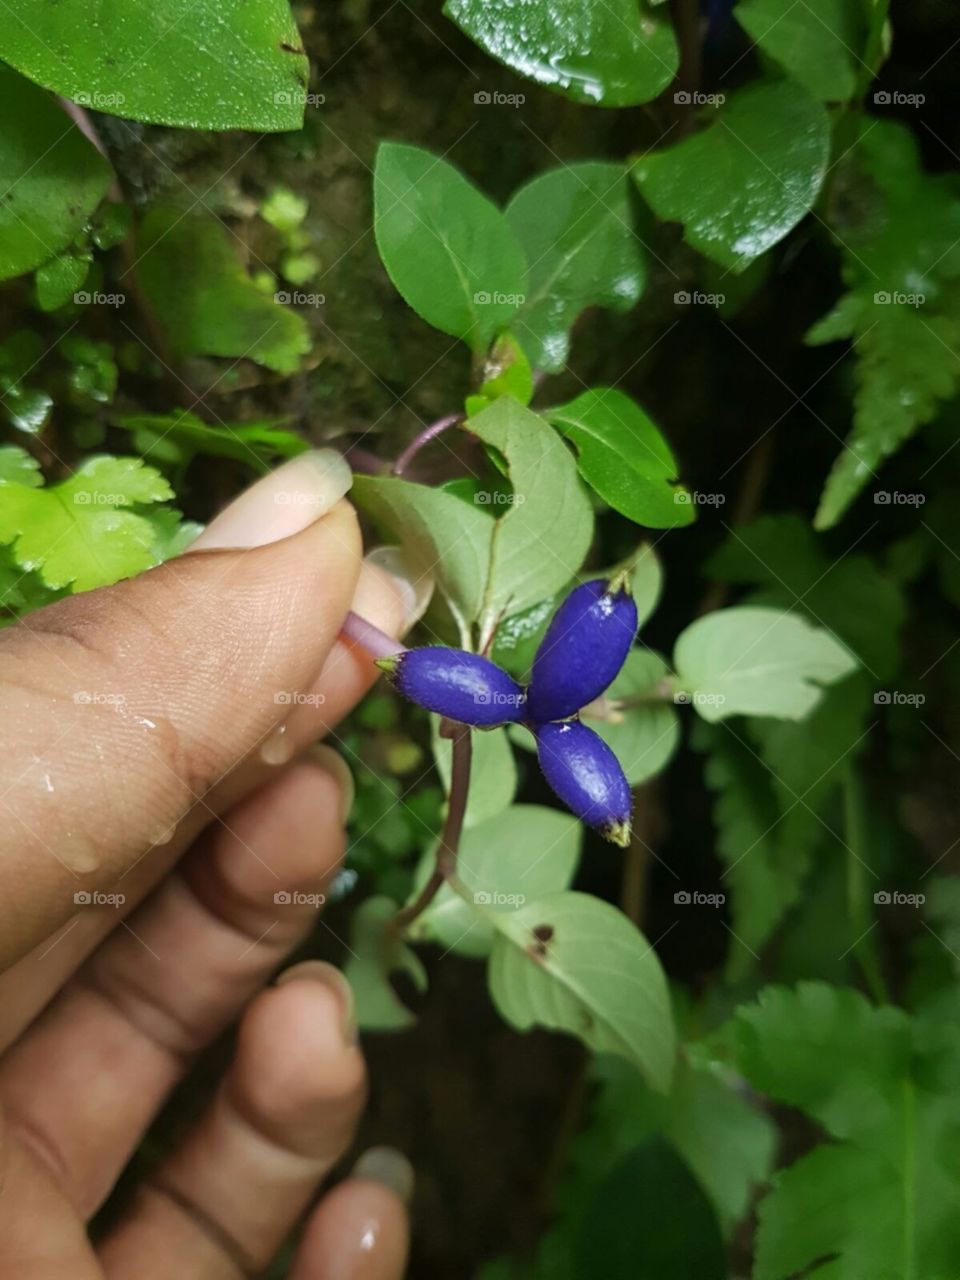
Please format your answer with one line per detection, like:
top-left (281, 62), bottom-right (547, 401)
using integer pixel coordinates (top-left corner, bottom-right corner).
top-left (392, 412), bottom-right (462, 477)
top-left (843, 765), bottom-right (888, 1003)
top-left (393, 723), bottom-right (473, 930)
top-left (340, 610), bottom-right (406, 660)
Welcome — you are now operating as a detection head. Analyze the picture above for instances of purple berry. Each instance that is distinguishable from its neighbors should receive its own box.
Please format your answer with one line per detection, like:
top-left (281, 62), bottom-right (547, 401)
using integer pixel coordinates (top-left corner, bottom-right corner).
top-left (527, 577), bottom-right (638, 722)
top-left (535, 720), bottom-right (632, 846)
top-left (377, 647), bottom-right (525, 726)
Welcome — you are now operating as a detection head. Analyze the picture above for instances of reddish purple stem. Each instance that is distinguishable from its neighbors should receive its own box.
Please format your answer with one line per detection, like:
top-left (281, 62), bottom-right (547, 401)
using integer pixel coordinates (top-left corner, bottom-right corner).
top-left (341, 610), bottom-right (407, 660)
top-left (392, 413), bottom-right (462, 477)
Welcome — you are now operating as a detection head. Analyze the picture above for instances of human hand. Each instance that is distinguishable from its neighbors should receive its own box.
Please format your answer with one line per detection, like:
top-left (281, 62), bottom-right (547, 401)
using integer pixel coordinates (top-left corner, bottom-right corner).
top-left (0, 451), bottom-right (421, 1278)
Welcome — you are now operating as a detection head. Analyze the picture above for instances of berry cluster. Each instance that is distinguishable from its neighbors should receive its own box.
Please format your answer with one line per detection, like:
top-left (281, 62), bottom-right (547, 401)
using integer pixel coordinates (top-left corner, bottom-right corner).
top-left (377, 576), bottom-right (638, 845)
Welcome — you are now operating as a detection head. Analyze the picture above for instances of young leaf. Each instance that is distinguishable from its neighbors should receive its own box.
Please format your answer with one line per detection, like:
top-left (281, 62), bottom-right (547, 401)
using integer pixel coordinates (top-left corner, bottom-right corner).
top-left (373, 142), bottom-right (526, 350)
top-left (444, 0), bottom-right (678, 107)
top-left (469, 399), bottom-right (594, 639)
top-left (114, 409), bottom-right (309, 473)
top-left (584, 650), bottom-right (680, 786)
top-left (408, 805), bottom-right (582, 959)
top-left (464, 332), bottom-right (534, 417)
top-left (807, 120), bottom-right (960, 527)
top-left (343, 896), bottom-right (427, 1031)
top-left (506, 163), bottom-right (645, 372)
top-left (0, 65), bottom-right (111, 282)
top-left (136, 207), bottom-right (310, 375)
top-left (0, 456), bottom-right (174, 592)
top-left (488, 891), bottom-right (675, 1090)
top-left (731, 983), bottom-right (960, 1280)
top-left (0, 0), bottom-right (309, 131)
top-left (673, 606), bottom-right (858, 721)
top-left (576, 1138), bottom-right (727, 1279)
top-left (430, 716), bottom-right (517, 827)
top-left (633, 80), bottom-right (830, 272)
top-left (734, 0), bottom-right (868, 101)
top-left (546, 388), bottom-right (693, 528)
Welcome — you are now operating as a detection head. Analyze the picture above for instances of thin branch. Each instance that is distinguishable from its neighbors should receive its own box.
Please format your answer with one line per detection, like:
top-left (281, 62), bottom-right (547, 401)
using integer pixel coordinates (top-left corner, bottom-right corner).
top-left (393, 722), bottom-right (473, 931)
top-left (392, 412), bottom-right (462, 477)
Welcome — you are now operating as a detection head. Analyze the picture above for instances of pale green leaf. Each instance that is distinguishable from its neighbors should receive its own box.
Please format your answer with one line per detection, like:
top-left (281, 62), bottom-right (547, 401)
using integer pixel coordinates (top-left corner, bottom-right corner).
top-left (409, 805), bottom-right (581, 959)
top-left (343, 896), bottom-right (427, 1032)
top-left (444, 0), bottom-right (678, 107)
top-left (584, 650), bottom-right (679, 786)
top-left (489, 891), bottom-right (675, 1089)
top-left (547, 388), bottom-right (693, 528)
top-left (673, 606), bottom-right (858, 721)
top-left (137, 206), bottom-right (310, 375)
top-left (373, 142), bottom-right (526, 350)
top-left (633, 80), bottom-right (830, 272)
top-left (0, 64), bottom-right (111, 282)
top-left (506, 163), bottom-right (645, 371)
top-left (0, 0), bottom-right (309, 131)
top-left (430, 718), bottom-right (517, 827)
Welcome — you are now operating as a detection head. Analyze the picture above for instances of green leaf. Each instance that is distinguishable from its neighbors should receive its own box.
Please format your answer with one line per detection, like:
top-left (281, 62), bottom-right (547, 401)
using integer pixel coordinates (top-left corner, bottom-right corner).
top-left (576, 1138), bottom-right (726, 1279)
top-left (114, 409), bottom-right (309, 473)
top-left (693, 719), bottom-right (812, 978)
top-left (673, 606), bottom-right (858, 721)
top-left (0, 455), bottom-right (174, 591)
top-left (373, 142), bottom-right (526, 350)
top-left (506, 163), bottom-right (645, 372)
top-left (0, 446), bottom-right (42, 487)
top-left (546, 388), bottom-right (693, 528)
top-left (35, 253), bottom-right (92, 312)
top-left (470, 399), bottom-right (594, 640)
top-left (807, 120), bottom-right (960, 527)
top-left (584, 651), bottom-right (679, 786)
top-left (352, 475), bottom-right (494, 640)
top-left (409, 805), bottom-right (582, 959)
top-left (488, 891), bottom-right (675, 1089)
top-left (708, 512), bottom-right (906, 679)
top-left (0, 65), bottom-right (111, 282)
top-left (0, 0), bottom-right (308, 131)
top-left (734, 0), bottom-right (868, 100)
top-left (343, 897), bottom-right (427, 1031)
top-left (430, 718), bottom-right (517, 827)
top-left (136, 206), bottom-right (310, 375)
top-left (731, 983), bottom-right (960, 1280)
top-left (444, 0), bottom-right (678, 107)
top-left (465, 331), bottom-right (534, 417)
top-left (633, 80), bottom-right (830, 272)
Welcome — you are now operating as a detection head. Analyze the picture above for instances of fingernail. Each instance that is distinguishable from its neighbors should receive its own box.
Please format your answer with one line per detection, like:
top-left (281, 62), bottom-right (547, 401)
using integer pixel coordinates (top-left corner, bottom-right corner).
top-left (351, 1146), bottom-right (414, 1206)
top-left (275, 960), bottom-right (357, 1044)
top-left (308, 744), bottom-right (355, 822)
top-left (364, 545), bottom-right (433, 630)
top-left (190, 450), bottom-right (352, 550)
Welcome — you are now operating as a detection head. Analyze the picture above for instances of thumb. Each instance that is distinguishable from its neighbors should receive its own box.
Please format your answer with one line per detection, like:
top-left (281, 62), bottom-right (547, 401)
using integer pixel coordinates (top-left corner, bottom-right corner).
top-left (0, 450), bottom-right (362, 964)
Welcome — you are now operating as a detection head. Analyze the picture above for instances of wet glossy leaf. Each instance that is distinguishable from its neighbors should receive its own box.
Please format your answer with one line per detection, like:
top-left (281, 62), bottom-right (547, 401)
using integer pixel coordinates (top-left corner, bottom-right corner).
top-left (489, 891), bottom-right (675, 1088)
top-left (137, 207), bottom-right (310, 374)
top-left (633, 80), bottom-right (830, 271)
top-left (546, 388), bottom-right (693, 528)
top-left (445, 0), bottom-right (679, 107)
top-left (0, 0), bottom-right (308, 130)
top-left (506, 163), bottom-right (645, 371)
top-left (735, 0), bottom-right (868, 100)
top-left (0, 65), bottom-right (111, 282)
top-left (374, 142), bottom-right (526, 350)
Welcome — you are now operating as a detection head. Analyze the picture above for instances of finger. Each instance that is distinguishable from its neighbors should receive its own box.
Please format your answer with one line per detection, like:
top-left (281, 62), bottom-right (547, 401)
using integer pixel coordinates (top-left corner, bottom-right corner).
top-left (97, 973), bottom-right (366, 1278)
top-left (0, 550), bottom-right (417, 1052)
top-left (0, 449), bottom-right (361, 969)
top-left (289, 1149), bottom-right (412, 1280)
top-left (0, 757), bottom-right (351, 1216)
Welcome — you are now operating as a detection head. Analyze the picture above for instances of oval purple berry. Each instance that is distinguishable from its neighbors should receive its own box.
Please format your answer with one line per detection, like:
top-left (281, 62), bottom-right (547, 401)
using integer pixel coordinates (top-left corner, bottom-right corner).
top-left (527, 577), bottom-right (638, 723)
top-left (535, 720), bottom-right (632, 846)
top-left (378, 647), bottom-right (525, 726)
